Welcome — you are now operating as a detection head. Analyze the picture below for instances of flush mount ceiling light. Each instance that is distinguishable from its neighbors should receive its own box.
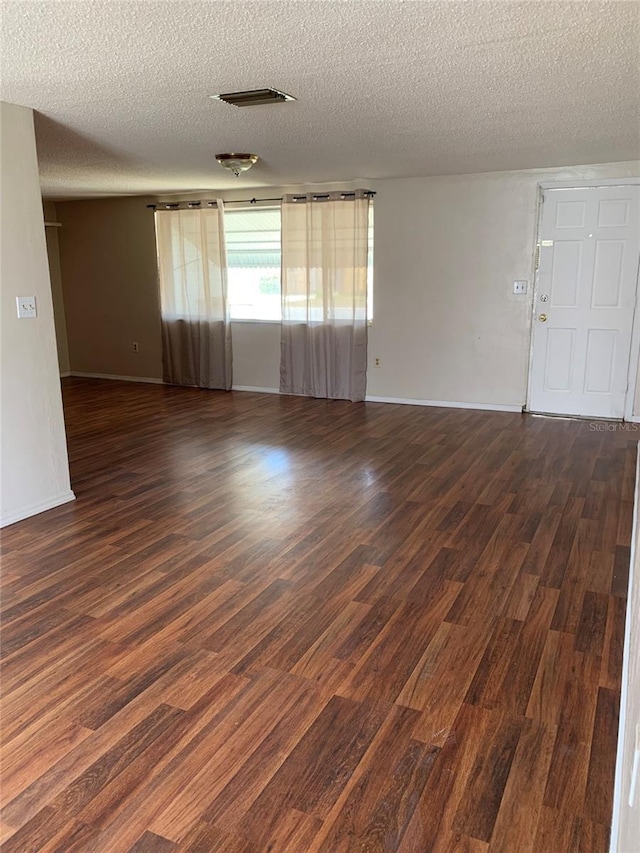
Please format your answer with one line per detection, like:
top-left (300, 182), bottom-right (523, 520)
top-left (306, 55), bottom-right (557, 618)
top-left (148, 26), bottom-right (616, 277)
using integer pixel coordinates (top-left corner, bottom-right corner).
top-left (210, 88), bottom-right (295, 107)
top-left (215, 153), bottom-right (259, 177)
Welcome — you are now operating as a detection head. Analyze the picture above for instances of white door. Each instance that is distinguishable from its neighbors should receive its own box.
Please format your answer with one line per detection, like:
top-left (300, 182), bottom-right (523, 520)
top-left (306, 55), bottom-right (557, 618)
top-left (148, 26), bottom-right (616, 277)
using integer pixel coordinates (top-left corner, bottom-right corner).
top-left (529, 185), bottom-right (640, 419)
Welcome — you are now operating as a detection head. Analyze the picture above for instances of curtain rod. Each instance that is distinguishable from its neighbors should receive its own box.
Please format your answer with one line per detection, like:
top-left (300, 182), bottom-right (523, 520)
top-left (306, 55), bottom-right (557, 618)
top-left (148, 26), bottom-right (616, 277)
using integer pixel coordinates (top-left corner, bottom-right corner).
top-left (147, 190), bottom-right (375, 210)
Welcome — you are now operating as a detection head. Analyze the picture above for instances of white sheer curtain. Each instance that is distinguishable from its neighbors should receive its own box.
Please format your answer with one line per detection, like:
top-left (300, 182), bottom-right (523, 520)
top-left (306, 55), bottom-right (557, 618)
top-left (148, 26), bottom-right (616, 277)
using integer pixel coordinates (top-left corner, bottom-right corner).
top-left (155, 203), bottom-right (231, 389)
top-left (279, 190), bottom-right (371, 402)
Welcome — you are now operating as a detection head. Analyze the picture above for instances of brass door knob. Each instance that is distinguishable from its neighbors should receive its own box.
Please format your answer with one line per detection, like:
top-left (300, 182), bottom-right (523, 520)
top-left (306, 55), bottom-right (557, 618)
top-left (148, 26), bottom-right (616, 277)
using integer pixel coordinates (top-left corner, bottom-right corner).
top-left (539, 314), bottom-right (548, 322)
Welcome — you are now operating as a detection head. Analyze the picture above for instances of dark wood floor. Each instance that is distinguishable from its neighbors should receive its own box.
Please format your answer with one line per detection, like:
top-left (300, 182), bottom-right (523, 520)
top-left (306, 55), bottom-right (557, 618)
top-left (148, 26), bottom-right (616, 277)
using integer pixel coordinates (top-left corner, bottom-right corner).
top-left (1, 378), bottom-right (634, 852)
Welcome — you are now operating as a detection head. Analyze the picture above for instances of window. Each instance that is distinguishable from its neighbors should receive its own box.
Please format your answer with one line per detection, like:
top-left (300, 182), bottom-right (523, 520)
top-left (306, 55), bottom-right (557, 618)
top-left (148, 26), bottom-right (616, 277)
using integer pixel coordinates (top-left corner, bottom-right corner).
top-left (225, 204), bottom-right (374, 322)
top-left (226, 207), bottom-right (282, 321)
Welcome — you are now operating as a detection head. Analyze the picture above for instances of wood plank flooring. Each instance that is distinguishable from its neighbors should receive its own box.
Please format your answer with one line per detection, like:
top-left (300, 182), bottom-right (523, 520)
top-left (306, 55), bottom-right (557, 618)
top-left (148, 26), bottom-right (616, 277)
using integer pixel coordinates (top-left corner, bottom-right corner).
top-left (1, 378), bottom-right (634, 852)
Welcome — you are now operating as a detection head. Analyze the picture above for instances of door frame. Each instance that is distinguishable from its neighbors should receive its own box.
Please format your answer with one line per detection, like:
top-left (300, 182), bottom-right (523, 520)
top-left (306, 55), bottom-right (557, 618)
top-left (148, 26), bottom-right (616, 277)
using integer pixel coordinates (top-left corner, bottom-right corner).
top-left (525, 178), bottom-right (640, 421)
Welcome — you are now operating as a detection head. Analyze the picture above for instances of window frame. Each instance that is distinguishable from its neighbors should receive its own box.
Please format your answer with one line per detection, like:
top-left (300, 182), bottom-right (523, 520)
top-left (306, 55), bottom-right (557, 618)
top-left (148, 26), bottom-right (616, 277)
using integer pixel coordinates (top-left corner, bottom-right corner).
top-left (156, 201), bottom-right (375, 325)
top-left (225, 204), bottom-right (283, 323)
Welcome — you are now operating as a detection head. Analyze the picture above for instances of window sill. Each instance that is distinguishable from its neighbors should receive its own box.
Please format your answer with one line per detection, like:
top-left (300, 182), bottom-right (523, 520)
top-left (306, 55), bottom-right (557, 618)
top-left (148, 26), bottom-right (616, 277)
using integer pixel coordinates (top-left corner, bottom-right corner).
top-left (229, 319), bottom-right (374, 326)
top-left (230, 318), bottom-right (282, 325)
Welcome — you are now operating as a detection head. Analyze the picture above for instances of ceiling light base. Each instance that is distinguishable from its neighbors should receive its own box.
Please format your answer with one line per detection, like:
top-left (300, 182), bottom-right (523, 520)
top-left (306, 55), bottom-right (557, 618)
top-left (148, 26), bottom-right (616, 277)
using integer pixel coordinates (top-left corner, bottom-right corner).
top-left (215, 153), bottom-right (259, 177)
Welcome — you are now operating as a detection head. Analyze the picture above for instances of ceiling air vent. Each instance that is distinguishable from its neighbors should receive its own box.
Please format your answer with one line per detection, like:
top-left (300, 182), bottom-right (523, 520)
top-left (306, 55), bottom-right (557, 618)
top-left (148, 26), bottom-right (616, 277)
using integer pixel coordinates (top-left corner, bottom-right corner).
top-left (210, 88), bottom-right (296, 107)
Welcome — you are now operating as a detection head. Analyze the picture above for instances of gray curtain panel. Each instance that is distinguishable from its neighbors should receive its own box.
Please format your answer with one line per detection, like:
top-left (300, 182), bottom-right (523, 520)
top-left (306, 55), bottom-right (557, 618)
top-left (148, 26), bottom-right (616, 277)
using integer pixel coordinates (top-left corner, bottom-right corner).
top-left (155, 203), bottom-right (232, 390)
top-left (279, 190), bottom-right (371, 402)
top-left (161, 318), bottom-right (231, 390)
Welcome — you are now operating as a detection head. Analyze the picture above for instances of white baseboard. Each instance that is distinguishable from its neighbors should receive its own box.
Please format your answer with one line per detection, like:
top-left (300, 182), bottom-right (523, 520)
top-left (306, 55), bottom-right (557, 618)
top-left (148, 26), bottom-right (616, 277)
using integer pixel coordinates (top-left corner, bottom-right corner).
top-left (364, 395), bottom-right (523, 413)
top-left (65, 375), bottom-right (524, 414)
top-left (232, 385), bottom-right (280, 394)
top-left (59, 371), bottom-right (71, 378)
top-left (70, 372), bottom-right (164, 385)
top-left (69, 373), bottom-right (285, 394)
top-left (626, 415), bottom-right (640, 424)
top-left (0, 489), bottom-right (76, 528)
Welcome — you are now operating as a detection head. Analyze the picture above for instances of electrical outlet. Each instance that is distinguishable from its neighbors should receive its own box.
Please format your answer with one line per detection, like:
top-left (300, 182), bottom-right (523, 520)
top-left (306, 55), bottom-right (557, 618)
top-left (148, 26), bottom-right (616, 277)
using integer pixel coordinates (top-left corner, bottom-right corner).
top-left (513, 280), bottom-right (528, 295)
top-left (374, 357), bottom-right (381, 367)
top-left (16, 296), bottom-right (37, 319)
top-left (132, 342), bottom-right (139, 353)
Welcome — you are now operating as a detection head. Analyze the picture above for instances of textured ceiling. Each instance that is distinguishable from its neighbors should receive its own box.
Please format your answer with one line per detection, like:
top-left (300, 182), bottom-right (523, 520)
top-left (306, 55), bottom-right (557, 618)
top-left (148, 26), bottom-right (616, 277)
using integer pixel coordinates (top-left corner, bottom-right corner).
top-left (2, 0), bottom-right (639, 198)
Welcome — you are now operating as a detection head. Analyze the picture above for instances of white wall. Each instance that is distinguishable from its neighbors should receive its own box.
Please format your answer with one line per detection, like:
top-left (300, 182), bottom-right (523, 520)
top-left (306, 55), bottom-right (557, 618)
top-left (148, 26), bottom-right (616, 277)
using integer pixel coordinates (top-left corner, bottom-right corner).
top-left (0, 102), bottom-right (74, 526)
top-left (611, 448), bottom-right (640, 852)
top-left (367, 163), bottom-right (640, 408)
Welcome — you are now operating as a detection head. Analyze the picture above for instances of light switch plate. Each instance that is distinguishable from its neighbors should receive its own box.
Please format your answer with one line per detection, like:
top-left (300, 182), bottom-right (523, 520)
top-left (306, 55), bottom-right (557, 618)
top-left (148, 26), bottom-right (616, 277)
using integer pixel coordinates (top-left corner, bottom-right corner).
top-left (513, 280), bottom-right (528, 295)
top-left (16, 296), bottom-right (37, 318)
